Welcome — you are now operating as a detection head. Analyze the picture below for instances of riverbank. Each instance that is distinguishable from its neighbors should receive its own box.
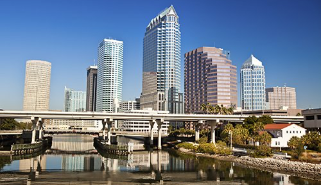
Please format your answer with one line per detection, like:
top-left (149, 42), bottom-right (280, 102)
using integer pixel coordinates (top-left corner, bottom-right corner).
top-left (177, 148), bottom-right (321, 181)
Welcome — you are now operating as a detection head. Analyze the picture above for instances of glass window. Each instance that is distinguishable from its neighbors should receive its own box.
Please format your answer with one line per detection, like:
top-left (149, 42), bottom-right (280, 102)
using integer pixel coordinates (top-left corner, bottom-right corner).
top-left (306, 116), bottom-right (314, 120)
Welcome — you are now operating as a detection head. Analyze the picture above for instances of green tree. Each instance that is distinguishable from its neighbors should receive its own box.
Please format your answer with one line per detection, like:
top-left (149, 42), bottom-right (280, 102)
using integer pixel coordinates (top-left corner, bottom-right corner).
top-left (288, 136), bottom-right (301, 149)
top-left (233, 124), bottom-right (249, 145)
top-left (256, 131), bottom-right (272, 146)
top-left (0, 118), bottom-right (19, 130)
top-left (296, 113), bottom-right (301, 116)
top-left (258, 115), bottom-right (274, 125)
top-left (220, 123), bottom-right (234, 144)
top-left (301, 131), bottom-right (321, 151)
top-left (179, 128), bottom-right (186, 136)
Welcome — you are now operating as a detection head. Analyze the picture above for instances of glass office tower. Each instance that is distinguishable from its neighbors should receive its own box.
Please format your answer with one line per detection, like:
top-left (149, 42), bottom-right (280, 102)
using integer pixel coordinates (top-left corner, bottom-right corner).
top-left (64, 86), bottom-right (86, 112)
top-left (96, 39), bottom-right (123, 112)
top-left (140, 5), bottom-right (183, 114)
top-left (240, 55), bottom-right (266, 110)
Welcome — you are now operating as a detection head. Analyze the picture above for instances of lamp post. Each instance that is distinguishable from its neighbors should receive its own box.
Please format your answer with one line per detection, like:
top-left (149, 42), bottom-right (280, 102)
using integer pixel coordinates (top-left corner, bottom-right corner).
top-left (229, 130), bottom-right (233, 149)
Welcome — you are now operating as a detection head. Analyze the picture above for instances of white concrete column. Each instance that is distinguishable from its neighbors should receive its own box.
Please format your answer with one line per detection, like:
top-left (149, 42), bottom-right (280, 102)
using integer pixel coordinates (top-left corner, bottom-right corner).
top-left (38, 119), bottom-right (43, 140)
top-left (156, 119), bottom-right (163, 150)
top-left (102, 120), bottom-right (107, 141)
top-left (31, 117), bottom-right (39, 144)
top-left (209, 119), bottom-right (219, 145)
top-left (195, 120), bottom-right (203, 142)
top-left (149, 120), bottom-right (155, 146)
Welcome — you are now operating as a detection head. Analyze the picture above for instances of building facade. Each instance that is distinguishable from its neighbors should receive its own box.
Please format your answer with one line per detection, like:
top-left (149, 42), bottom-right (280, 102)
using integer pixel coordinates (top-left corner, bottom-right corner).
top-left (44, 119), bottom-right (102, 131)
top-left (64, 87), bottom-right (86, 112)
top-left (184, 47), bottom-right (237, 113)
top-left (266, 86), bottom-right (296, 110)
top-left (86, 65), bottom-right (97, 112)
top-left (302, 108), bottom-right (321, 131)
top-left (240, 55), bottom-right (266, 110)
top-left (96, 39), bottom-right (123, 112)
top-left (264, 124), bottom-right (306, 148)
top-left (140, 5), bottom-right (183, 114)
top-left (120, 109), bottom-right (169, 134)
top-left (23, 60), bottom-right (51, 111)
top-left (120, 100), bottom-right (140, 112)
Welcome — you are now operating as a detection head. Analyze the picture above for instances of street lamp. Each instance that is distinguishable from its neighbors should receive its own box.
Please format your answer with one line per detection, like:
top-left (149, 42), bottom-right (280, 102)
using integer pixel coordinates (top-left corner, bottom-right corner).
top-left (229, 130), bottom-right (233, 149)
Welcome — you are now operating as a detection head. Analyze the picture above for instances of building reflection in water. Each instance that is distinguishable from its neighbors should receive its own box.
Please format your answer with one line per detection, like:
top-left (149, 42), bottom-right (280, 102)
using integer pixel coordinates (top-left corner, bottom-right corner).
top-left (14, 135), bottom-right (311, 185)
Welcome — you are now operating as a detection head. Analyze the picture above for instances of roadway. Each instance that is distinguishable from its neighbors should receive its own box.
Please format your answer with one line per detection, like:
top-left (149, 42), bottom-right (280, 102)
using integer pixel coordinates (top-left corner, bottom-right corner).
top-left (0, 110), bottom-right (304, 122)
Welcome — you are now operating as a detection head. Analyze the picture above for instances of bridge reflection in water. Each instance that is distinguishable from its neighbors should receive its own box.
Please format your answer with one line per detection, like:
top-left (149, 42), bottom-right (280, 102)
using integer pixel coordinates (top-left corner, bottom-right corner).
top-left (1, 134), bottom-right (315, 185)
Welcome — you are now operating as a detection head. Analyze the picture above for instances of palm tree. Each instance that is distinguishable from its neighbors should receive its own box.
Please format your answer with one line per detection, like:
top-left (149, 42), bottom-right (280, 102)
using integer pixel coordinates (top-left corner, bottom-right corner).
top-left (200, 103), bottom-right (207, 113)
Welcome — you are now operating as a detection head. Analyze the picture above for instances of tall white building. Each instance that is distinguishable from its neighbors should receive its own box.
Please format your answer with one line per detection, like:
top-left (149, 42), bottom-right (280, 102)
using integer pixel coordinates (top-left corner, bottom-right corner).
top-left (140, 5), bottom-right (183, 114)
top-left (96, 39), bottom-right (123, 112)
top-left (64, 86), bottom-right (86, 112)
top-left (23, 60), bottom-right (51, 111)
top-left (240, 55), bottom-right (266, 110)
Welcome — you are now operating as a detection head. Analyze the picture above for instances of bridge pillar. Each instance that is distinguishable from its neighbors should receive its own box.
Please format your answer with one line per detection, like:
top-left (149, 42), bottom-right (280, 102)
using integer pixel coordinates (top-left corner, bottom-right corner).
top-left (102, 120), bottom-right (107, 141)
top-left (195, 120), bottom-right (203, 142)
top-left (208, 119), bottom-right (219, 145)
top-left (156, 119), bottom-right (163, 150)
top-left (38, 119), bottom-right (44, 140)
top-left (106, 118), bottom-right (113, 145)
top-left (149, 120), bottom-right (155, 147)
top-left (31, 117), bottom-right (40, 144)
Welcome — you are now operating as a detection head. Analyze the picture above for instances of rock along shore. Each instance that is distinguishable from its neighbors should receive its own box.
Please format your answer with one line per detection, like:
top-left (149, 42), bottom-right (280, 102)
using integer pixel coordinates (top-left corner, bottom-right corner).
top-left (178, 148), bottom-right (321, 181)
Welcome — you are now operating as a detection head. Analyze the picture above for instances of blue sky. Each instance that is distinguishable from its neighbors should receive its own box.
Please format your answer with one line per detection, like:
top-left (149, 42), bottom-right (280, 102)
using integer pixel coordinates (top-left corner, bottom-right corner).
top-left (0, 0), bottom-right (320, 110)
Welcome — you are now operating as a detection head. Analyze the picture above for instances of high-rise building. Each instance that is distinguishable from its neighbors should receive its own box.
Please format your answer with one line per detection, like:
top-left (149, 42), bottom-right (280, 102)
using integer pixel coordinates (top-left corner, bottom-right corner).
top-left (184, 47), bottom-right (237, 113)
top-left (266, 86), bottom-right (297, 109)
top-left (23, 60), bottom-right (51, 111)
top-left (96, 39), bottom-right (123, 112)
top-left (64, 86), bottom-right (86, 112)
top-left (120, 100), bottom-right (140, 112)
top-left (140, 5), bottom-right (183, 114)
top-left (86, 65), bottom-right (97, 112)
top-left (240, 55), bottom-right (266, 110)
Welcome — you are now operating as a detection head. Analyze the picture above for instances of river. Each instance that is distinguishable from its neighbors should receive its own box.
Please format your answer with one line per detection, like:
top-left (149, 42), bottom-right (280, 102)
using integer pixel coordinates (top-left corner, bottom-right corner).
top-left (0, 134), bottom-right (319, 185)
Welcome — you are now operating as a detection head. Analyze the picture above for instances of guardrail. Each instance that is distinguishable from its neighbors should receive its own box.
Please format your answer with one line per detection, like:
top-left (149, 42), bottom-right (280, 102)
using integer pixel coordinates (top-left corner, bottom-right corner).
top-left (11, 142), bottom-right (43, 155)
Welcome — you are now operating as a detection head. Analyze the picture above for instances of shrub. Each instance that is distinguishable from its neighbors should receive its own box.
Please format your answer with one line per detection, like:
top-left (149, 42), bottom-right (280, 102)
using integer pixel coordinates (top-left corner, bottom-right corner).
top-left (198, 136), bottom-right (208, 144)
top-left (318, 143), bottom-right (321, 152)
top-left (251, 145), bottom-right (272, 157)
top-left (214, 141), bottom-right (232, 155)
top-left (169, 130), bottom-right (180, 137)
top-left (177, 142), bottom-right (195, 150)
top-left (196, 143), bottom-right (215, 154)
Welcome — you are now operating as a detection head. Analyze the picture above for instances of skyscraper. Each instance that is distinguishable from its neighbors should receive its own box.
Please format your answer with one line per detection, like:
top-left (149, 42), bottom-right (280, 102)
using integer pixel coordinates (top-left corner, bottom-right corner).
top-left (140, 5), bottom-right (183, 114)
top-left (266, 86), bottom-right (297, 109)
top-left (64, 86), bottom-right (86, 112)
top-left (23, 60), bottom-right (51, 111)
top-left (86, 65), bottom-right (97, 112)
top-left (184, 47), bottom-right (237, 113)
top-left (240, 55), bottom-right (266, 110)
top-left (96, 39), bottom-right (123, 112)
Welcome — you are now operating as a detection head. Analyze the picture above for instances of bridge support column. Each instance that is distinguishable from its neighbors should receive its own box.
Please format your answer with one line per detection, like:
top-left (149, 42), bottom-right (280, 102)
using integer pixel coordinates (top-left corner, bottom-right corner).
top-left (149, 120), bottom-right (155, 147)
top-left (38, 119), bottom-right (44, 140)
top-left (208, 119), bottom-right (219, 145)
top-left (195, 120), bottom-right (203, 142)
top-left (156, 119), bottom-right (163, 150)
top-left (31, 117), bottom-right (40, 144)
top-left (102, 120), bottom-right (107, 141)
top-left (106, 118), bottom-right (113, 145)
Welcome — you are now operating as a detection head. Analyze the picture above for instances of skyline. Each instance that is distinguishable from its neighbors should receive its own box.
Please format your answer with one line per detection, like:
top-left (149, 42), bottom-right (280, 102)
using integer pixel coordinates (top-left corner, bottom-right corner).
top-left (0, 0), bottom-right (321, 110)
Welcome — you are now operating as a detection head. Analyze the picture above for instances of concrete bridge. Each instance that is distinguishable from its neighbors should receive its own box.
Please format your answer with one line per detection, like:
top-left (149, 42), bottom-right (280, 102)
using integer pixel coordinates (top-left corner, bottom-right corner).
top-left (0, 110), bottom-right (304, 149)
